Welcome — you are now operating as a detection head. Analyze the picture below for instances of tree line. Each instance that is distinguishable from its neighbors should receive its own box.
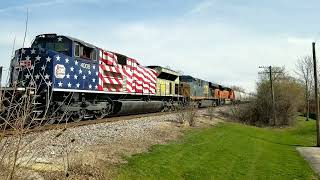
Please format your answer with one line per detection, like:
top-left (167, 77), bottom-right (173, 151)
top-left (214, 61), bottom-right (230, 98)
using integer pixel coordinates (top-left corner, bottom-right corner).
top-left (233, 56), bottom-right (315, 126)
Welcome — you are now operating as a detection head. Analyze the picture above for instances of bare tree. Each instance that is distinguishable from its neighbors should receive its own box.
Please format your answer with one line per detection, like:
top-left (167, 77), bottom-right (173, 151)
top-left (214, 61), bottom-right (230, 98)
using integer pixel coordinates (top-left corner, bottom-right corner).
top-left (296, 56), bottom-right (313, 121)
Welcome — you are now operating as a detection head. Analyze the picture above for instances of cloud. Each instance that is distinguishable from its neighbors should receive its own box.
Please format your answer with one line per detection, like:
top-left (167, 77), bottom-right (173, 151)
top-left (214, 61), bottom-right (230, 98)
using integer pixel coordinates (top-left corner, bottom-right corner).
top-left (287, 37), bottom-right (313, 45)
top-left (0, 0), bottom-right (61, 13)
top-left (189, 0), bottom-right (216, 14)
top-left (75, 21), bottom-right (310, 92)
top-left (0, 1), bottom-right (313, 92)
top-left (0, 0), bottom-right (102, 13)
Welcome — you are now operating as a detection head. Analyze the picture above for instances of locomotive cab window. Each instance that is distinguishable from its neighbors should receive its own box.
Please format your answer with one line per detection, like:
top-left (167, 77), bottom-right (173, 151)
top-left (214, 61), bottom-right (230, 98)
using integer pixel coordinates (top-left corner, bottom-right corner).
top-left (32, 38), bottom-right (70, 56)
top-left (74, 42), bottom-right (97, 60)
top-left (198, 80), bottom-right (201, 86)
top-left (74, 43), bottom-right (80, 57)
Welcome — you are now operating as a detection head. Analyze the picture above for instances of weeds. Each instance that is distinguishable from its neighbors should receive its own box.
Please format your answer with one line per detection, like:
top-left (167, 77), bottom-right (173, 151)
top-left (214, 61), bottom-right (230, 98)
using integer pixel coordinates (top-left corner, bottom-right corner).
top-left (0, 65), bottom-right (73, 179)
top-left (175, 110), bottom-right (197, 127)
top-left (206, 107), bottom-right (215, 120)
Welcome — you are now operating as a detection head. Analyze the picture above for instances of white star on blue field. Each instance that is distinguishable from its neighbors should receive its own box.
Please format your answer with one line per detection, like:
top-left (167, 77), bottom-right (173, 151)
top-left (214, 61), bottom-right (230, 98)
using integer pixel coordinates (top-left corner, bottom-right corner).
top-left (0, 0), bottom-right (319, 91)
top-left (49, 52), bottom-right (99, 90)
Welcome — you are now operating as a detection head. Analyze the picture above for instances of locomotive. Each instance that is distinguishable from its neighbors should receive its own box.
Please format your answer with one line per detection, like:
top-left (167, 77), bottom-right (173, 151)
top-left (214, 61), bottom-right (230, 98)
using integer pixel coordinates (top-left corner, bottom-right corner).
top-left (5, 33), bottom-right (237, 123)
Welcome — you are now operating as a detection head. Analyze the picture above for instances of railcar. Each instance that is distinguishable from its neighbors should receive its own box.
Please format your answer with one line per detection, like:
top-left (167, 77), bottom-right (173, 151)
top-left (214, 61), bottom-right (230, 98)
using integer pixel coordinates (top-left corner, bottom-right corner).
top-left (234, 91), bottom-right (253, 102)
top-left (3, 33), bottom-right (238, 124)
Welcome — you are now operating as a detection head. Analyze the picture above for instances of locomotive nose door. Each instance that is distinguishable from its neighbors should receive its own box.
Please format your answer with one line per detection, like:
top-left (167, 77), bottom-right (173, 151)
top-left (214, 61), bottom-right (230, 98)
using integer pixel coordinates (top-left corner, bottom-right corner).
top-left (10, 50), bottom-right (23, 86)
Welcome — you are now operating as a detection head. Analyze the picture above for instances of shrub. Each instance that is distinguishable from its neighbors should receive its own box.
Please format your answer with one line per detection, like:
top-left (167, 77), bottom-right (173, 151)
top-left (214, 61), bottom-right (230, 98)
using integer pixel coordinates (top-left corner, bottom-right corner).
top-left (234, 76), bottom-right (304, 126)
top-left (175, 110), bottom-right (197, 127)
top-left (186, 110), bottom-right (197, 127)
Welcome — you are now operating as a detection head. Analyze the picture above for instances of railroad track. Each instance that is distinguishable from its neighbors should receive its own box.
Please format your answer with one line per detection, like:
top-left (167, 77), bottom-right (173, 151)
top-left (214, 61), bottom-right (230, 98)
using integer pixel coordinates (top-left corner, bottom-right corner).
top-left (1, 107), bottom-right (210, 137)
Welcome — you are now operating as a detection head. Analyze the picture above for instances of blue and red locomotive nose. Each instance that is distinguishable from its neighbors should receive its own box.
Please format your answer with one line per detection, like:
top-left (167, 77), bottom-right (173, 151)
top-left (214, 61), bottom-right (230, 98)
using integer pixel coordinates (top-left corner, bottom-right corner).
top-left (10, 48), bottom-right (54, 88)
top-left (10, 48), bottom-right (100, 92)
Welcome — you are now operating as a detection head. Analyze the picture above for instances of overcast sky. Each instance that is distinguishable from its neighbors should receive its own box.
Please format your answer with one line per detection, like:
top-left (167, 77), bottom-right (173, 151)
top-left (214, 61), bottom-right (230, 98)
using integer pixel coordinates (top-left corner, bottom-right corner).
top-left (0, 0), bottom-right (318, 92)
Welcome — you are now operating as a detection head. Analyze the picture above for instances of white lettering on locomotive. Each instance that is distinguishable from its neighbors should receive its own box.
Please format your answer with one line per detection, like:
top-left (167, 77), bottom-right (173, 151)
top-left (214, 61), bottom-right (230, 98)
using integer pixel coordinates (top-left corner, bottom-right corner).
top-left (80, 63), bottom-right (91, 69)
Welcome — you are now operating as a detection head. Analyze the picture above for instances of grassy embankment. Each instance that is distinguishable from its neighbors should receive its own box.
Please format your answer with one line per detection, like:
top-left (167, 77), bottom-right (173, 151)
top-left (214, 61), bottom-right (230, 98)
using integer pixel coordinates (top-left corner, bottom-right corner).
top-left (115, 116), bottom-right (318, 179)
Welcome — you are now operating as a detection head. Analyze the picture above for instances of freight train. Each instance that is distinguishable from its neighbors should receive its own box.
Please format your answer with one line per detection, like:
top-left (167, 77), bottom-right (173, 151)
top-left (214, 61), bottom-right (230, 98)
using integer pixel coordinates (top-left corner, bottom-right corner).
top-left (3, 33), bottom-right (247, 123)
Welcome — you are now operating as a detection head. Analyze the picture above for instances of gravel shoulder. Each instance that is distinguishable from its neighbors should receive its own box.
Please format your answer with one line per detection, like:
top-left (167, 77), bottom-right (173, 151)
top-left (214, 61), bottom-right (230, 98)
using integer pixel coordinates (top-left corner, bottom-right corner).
top-left (1, 106), bottom-right (230, 179)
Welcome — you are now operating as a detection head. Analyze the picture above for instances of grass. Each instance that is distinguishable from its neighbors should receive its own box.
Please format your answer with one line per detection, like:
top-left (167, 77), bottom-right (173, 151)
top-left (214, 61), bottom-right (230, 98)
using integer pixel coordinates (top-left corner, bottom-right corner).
top-left (115, 116), bottom-right (318, 180)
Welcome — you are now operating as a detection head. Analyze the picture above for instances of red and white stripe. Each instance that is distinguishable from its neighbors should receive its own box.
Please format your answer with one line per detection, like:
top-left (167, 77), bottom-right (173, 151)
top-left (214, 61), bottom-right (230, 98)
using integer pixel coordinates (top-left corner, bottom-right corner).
top-left (100, 51), bottom-right (117, 66)
top-left (99, 49), bottom-right (158, 94)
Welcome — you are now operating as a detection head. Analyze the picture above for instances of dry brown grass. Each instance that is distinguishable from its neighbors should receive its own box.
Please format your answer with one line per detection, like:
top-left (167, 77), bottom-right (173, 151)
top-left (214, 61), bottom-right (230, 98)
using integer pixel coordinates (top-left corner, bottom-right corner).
top-left (175, 110), bottom-right (197, 127)
top-left (206, 107), bottom-right (216, 120)
top-left (40, 158), bottom-right (106, 180)
top-left (186, 110), bottom-right (197, 127)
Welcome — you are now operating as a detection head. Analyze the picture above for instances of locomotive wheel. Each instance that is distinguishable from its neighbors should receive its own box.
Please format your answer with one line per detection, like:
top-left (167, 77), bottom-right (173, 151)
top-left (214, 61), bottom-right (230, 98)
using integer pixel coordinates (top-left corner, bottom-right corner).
top-left (94, 112), bottom-right (103, 120)
top-left (92, 102), bottom-right (112, 120)
top-left (95, 113), bottom-right (106, 120)
top-left (47, 118), bottom-right (56, 125)
top-left (94, 110), bottom-right (103, 119)
top-left (73, 110), bottom-right (85, 122)
top-left (73, 115), bottom-right (83, 123)
top-left (161, 105), bottom-right (169, 112)
top-left (95, 108), bottom-right (109, 119)
top-left (62, 112), bottom-right (74, 123)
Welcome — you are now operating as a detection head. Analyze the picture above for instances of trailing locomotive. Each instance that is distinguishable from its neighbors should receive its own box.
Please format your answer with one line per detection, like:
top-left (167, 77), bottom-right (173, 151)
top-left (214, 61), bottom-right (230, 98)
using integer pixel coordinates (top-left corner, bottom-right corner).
top-left (5, 33), bottom-right (237, 123)
top-left (179, 75), bottom-right (235, 107)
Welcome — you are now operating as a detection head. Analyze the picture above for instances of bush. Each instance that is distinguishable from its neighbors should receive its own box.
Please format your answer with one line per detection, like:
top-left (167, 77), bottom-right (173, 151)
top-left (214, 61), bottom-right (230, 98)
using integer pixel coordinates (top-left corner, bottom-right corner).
top-left (206, 107), bottom-right (215, 120)
top-left (234, 76), bottom-right (304, 126)
top-left (175, 110), bottom-right (197, 127)
top-left (186, 110), bottom-right (197, 127)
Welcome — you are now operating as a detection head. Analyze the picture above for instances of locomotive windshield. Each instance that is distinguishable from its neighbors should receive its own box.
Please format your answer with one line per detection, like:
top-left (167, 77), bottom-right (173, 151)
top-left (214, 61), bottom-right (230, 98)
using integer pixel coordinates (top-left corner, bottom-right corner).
top-left (32, 38), bottom-right (71, 56)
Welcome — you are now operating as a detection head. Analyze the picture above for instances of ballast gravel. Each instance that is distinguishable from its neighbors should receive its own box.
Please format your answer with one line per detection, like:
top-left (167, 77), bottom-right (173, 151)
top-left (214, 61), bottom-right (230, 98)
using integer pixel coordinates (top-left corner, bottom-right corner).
top-left (0, 108), bottom-right (224, 171)
top-left (1, 112), bottom-right (185, 164)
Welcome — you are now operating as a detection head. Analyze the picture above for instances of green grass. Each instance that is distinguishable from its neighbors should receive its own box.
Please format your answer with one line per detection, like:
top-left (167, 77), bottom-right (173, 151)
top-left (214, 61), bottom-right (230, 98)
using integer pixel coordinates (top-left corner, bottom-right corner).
top-left (115, 117), bottom-right (318, 180)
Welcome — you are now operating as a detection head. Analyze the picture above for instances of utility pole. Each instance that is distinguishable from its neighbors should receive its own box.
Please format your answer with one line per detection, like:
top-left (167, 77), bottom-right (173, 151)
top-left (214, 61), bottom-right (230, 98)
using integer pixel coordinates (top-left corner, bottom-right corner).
top-left (259, 66), bottom-right (281, 125)
top-left (0, 66), bottom-right (3, 87)
top-left (0, 66), bottom-right (3, 109)
top-left (269, 66), bottom-right (276, 125)
top-left (312, 42), bottom-right (320, 147)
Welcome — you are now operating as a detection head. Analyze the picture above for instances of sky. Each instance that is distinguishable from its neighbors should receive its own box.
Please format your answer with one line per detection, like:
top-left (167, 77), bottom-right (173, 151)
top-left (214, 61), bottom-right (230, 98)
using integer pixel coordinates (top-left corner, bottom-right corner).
top-left (0, 0), bottom-right (318, 92)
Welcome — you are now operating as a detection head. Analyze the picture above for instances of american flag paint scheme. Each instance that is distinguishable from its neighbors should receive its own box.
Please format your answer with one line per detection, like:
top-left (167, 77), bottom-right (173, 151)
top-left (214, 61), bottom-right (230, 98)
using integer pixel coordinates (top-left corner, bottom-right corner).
top-left (52, 53), bottom-right (100, 91)
top-left (51, 50), bottom-right (158, 94)
top-left (5, 34), bottom-right (238, 122)
top-left (11, 48), bottom-right (54, 88)
top-left (12, 37), bottom-right (158, 96)
top-left (98, 50), bottom-right (157, 94)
